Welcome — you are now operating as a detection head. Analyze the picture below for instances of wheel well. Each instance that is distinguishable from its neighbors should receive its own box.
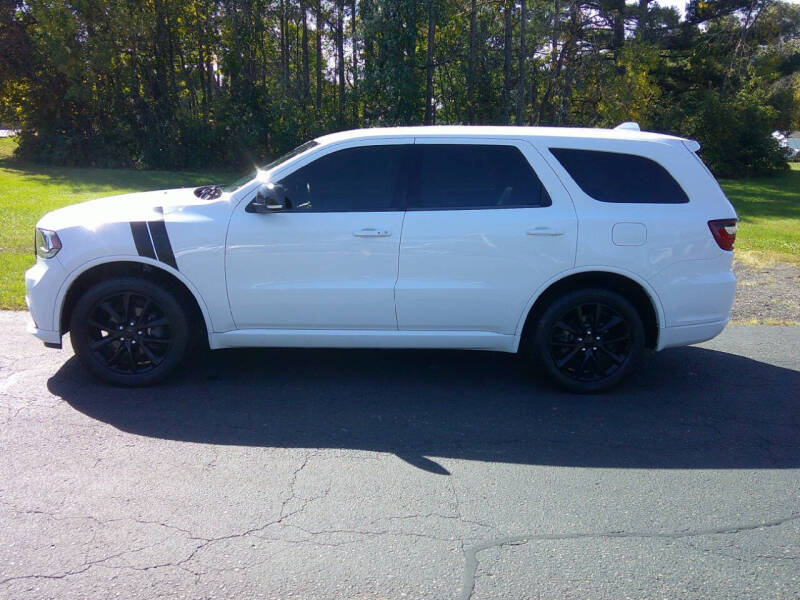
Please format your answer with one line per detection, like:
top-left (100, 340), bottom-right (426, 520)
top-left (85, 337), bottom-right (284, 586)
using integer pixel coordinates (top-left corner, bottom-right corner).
top-left (60, 261), bottom-right (208, 344)
top-left (520, 271), bottom-right (659, 351)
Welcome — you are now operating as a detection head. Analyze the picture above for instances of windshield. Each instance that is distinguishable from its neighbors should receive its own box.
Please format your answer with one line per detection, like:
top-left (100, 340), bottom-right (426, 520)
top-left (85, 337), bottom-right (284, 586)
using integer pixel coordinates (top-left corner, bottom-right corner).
top-left (221, 140), bottom-right (319, 192)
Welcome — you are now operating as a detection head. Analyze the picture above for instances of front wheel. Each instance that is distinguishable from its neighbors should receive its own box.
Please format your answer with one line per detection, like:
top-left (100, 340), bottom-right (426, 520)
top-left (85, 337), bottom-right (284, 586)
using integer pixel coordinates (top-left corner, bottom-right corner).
top-left (532, 288), bottom-right (645, 393)
top-left (69, 277), bottom-right (190, 386)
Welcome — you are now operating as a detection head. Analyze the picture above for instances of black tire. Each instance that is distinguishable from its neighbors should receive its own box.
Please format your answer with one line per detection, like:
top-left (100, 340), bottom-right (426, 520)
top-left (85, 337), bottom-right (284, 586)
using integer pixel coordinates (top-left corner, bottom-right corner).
top-left (69, 277), bottom-right (190, 386)
top-left (532, 288), bottom-right (644, 393)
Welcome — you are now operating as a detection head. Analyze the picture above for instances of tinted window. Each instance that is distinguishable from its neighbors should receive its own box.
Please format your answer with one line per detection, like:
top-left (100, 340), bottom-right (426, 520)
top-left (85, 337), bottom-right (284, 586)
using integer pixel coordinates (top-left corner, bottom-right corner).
top-left (410, 144), bottom-right (551, 210)
top-left (550, 148), bottom-right (689, 204)
top-left (276, 145), bottom-right (410, 212)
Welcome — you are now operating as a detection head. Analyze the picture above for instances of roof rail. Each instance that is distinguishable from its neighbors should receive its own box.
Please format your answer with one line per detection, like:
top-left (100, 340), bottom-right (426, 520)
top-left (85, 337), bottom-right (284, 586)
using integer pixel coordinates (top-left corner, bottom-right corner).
top-left (614, 122), bottom-right (641, 131)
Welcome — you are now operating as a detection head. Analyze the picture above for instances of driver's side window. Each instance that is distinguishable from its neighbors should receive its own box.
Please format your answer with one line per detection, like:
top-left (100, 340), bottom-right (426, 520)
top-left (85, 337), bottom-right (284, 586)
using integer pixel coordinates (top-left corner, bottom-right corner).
top-left (276, 144), bottom-right (410, 212)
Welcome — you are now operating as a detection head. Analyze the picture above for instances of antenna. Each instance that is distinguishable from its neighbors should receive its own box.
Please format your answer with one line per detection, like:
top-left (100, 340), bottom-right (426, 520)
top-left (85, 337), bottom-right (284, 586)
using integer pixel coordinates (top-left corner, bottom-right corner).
top-left (614, 122), bottom-right (641, 131)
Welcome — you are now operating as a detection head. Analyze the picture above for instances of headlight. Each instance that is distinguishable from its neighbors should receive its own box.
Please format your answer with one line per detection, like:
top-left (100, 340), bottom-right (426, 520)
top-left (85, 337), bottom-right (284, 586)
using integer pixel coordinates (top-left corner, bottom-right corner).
top-left (35, 228), bottom-right (62, 259)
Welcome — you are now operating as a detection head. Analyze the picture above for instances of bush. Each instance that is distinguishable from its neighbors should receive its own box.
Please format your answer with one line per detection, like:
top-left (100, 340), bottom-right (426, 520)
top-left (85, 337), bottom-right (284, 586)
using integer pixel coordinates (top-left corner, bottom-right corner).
top-left (681, 88), bottom-right (789, 178)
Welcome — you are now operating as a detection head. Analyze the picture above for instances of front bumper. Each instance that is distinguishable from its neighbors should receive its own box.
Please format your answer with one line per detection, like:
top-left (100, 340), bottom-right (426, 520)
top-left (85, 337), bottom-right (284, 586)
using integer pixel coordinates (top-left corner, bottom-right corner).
top-left (25, 257), bottom-right (67, 345)
top-left (26, 318), bottom-right (62, 347)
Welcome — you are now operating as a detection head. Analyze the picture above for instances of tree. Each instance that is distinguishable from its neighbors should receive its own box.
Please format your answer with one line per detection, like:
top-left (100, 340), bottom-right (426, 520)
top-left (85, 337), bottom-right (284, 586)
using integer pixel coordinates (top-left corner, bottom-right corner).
top-left (2, 0), bottom-right (795, 177)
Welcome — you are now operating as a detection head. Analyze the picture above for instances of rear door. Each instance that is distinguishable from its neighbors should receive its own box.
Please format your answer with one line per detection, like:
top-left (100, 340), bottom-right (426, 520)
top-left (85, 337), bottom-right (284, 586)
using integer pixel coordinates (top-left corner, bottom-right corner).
top-left (395, 138), bottom-right (577, 335)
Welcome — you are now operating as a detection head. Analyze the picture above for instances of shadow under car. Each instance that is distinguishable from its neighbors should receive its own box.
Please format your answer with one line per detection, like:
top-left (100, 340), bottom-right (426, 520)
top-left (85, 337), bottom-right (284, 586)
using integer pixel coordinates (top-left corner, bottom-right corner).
top-left (48, 345), bottom-right (800, 474)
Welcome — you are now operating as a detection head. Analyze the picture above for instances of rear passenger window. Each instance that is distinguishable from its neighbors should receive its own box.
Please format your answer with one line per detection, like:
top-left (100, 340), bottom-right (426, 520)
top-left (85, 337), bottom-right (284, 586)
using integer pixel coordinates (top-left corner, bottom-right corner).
top-left (549, 148), bottom-right (689, 204)
top-left (410, 144), bottom-right (551, 210)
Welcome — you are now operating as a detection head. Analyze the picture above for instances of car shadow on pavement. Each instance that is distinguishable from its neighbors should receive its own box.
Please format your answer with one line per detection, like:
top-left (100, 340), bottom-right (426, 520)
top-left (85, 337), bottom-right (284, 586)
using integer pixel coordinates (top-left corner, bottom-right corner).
top-left (48, 345), bottom-right (799, 474)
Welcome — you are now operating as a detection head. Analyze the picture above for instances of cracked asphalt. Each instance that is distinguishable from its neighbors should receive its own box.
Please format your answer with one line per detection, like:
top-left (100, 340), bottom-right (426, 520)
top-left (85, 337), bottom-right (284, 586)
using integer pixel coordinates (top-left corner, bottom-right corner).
top-left (1, 310), bottom-right (798, 599)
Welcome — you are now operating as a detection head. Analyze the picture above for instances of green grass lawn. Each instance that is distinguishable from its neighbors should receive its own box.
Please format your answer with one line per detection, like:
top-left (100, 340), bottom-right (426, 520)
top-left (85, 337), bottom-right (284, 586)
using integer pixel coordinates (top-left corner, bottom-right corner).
top-left (0, 137), bottom-right (798, 309)
top-left (720, 163), bottom-right (800, 266)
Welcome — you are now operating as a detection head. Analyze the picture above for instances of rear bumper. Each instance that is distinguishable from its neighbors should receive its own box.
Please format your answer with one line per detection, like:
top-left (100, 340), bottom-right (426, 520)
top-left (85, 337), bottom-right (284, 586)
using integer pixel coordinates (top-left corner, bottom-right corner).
top-left (656, 319), bottom-right (728, 351)
top-left (649, 255), bottom-right (736, 328)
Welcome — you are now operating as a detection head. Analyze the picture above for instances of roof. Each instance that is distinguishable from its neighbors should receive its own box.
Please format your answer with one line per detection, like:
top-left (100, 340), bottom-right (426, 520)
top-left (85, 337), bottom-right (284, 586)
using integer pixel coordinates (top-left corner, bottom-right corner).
top-left (315, 125), bottom-right (690, 146)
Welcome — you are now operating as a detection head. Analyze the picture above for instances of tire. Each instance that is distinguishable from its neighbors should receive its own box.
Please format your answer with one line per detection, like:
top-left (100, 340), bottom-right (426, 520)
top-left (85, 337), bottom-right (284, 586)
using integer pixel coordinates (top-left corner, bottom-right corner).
top-left (532, 288), bottom-right (645, 393)
top-left (69, 277), bottom-right (190, 386)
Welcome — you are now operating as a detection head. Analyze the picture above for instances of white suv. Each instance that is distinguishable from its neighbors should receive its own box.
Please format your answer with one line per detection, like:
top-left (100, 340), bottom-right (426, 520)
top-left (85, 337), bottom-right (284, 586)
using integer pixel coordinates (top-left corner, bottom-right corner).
top-left (26, 125), bottom-right (738, 392)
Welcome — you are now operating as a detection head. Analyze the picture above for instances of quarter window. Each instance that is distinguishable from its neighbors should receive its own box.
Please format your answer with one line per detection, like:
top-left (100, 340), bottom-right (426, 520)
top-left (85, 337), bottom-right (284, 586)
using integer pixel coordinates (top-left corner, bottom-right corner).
top-left (409, 144), bottom-right (551, 210)
top-left (276, 144), bottom-right (411, 212)
top-left (549, 148), bottom-right (689, 204)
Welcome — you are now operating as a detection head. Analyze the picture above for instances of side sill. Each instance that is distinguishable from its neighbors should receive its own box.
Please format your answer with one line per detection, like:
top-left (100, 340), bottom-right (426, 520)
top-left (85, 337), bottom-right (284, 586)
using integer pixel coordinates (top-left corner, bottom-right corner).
top-left (209, 329), bottom-right (517, 352)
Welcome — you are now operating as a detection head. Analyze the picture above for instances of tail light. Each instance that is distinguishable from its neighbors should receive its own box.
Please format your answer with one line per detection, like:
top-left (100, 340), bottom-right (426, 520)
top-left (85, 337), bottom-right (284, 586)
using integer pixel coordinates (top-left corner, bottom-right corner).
top-left (708, 219), bottom-right (737, 251)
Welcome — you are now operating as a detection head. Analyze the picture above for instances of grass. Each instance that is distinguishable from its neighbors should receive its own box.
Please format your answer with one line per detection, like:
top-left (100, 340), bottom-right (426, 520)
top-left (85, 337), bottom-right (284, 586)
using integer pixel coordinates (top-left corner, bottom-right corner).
top-left (0, 137), bottom-right (233, 309)
top-left (720, 163), bottom-right (800, 267)
top-left (0, 137), bottom-right (798, 309)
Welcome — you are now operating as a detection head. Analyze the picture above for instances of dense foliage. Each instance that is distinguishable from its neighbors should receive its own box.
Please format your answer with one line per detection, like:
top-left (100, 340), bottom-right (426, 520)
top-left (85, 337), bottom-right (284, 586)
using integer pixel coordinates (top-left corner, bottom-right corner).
top-left (1, 0), bottom-right (799, 176)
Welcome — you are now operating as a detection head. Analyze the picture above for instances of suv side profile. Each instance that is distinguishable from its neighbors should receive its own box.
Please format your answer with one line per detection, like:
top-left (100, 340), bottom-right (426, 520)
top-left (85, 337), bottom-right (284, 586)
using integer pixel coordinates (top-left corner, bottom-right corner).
top-left (26, 125), bottom-right (737, 392)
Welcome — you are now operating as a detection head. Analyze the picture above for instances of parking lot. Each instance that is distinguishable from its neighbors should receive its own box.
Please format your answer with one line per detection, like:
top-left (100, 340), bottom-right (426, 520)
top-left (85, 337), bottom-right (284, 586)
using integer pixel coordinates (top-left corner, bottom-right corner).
top-left (1, 310), bottom-right (798, 599)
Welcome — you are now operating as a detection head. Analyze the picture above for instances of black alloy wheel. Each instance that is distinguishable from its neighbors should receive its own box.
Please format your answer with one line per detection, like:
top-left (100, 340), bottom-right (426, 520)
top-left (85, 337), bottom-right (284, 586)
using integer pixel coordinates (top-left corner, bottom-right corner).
top-left (86, 292), bottom-right (172, 375)
top-left (534, 288), bottom-right (644, 393)
top-left (549, 302), bottom-right (631, 383)
top-left (70, 277), bottom-right (190, 386)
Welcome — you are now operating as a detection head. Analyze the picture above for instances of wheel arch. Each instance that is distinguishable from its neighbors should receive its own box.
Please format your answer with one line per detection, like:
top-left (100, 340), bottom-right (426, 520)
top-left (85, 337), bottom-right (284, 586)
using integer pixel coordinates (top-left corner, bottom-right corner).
top-left (516, 267), bottom-right (664, 352)
top-left (56, 257), bottom-right (212, 344)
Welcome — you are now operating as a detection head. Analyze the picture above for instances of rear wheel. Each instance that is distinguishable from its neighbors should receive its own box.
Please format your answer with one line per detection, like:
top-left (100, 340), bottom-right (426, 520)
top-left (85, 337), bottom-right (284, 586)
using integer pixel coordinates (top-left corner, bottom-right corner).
top-left (69, 277), bottom-right (190, 386)
top-left (532, 288), bottom-right (644, 393)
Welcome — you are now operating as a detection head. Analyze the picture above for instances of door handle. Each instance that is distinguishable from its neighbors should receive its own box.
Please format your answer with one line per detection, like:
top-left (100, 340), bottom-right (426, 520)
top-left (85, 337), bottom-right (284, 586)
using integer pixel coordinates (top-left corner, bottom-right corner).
top-left (526, 226), bottom-right (565, 236)
top-left (353, 228), bottom-right (391, 237)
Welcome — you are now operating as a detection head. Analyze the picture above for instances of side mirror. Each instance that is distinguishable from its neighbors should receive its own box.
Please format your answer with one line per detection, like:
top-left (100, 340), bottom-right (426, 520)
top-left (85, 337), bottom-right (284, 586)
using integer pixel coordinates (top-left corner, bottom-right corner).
top-left (246, 187), bottom-right (287, 213)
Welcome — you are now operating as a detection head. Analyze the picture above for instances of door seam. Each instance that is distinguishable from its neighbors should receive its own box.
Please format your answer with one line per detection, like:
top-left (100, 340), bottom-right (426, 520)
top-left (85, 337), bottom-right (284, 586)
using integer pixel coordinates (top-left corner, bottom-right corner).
top-left (393, 210), bottom-right (407, 331)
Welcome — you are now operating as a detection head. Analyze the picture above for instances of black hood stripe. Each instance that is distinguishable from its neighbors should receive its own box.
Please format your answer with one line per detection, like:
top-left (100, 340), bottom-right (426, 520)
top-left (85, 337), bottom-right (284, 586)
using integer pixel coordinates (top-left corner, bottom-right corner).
top-left (147, 219), bottom-right (178, 270)
top-left (130, 221), bottom-right (156, 260)
top-left (130, 207), bottom-right (178, 270)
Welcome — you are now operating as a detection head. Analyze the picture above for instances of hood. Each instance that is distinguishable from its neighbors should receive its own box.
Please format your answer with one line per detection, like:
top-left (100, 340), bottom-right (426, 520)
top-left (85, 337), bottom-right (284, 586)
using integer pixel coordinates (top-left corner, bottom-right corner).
top-left (37, 187), bottom-right (225, 231)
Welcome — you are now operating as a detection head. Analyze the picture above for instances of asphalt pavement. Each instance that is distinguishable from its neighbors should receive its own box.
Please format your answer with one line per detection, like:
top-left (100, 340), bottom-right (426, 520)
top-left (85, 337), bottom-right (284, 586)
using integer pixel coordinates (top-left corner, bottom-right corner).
top-left (1, 310), bottom-right (798, 599)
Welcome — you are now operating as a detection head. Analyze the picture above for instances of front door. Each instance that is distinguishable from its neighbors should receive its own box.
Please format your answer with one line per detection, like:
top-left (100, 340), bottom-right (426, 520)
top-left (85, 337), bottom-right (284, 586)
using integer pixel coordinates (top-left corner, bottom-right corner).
top-left (226, 141), bottom-right (412, 330)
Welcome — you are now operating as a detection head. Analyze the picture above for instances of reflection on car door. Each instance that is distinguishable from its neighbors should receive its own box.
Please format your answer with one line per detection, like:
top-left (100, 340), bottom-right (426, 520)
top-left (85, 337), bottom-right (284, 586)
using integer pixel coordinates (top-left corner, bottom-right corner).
top-left (226, 141), bottom-right (412, 330)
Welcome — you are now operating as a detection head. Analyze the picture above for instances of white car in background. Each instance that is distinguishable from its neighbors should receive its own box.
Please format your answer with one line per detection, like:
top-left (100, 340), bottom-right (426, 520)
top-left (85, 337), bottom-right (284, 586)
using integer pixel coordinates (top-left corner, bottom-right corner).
top-left (26, 125), bottom-right (738, 392)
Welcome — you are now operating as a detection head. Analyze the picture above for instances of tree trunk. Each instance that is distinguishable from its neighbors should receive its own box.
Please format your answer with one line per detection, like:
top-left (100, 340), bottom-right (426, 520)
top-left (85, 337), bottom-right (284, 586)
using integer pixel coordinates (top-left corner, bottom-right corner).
top-left (613, 0), bottom-right (625, 49)
top-left (559, 0), bottom-right (581, 124)
top-left (302, 1), bottom-right (310, 104)
top-left (552, 0), bottom-right (559, 64)
top-left (424, 0), bottom-right (436, 125)
top-left (336, 0), bottom-right (345, 127)
top-left (637, 0), bottom-right (649, 40)
top-left (280, 0), bottom-right (288, 93)
top-left (503, 0), bottom-right (512, 124)
top-left (467, 0), bottom-right (477, 124)
top-left (516, 0), bottom-right (526, 124)
top-left (528, 58), bottom-right (537, 124)
top-left (351, 0), bottom-right (358, 125)
top-left (538, 0), bottom-right (560, 122)
top-left (315, 0), bottom-right (323, 117)
top-left (363, 1), bottom-right (373, 114)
